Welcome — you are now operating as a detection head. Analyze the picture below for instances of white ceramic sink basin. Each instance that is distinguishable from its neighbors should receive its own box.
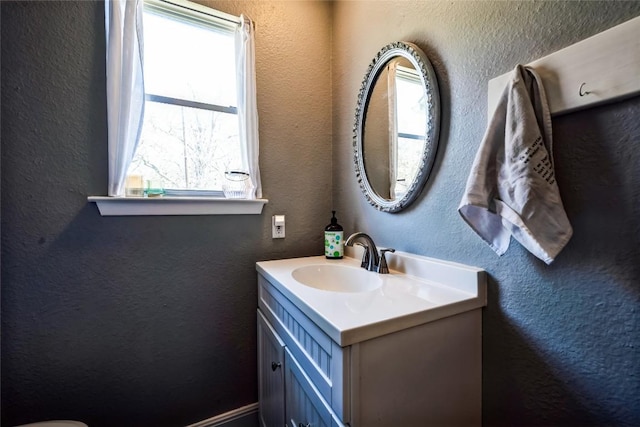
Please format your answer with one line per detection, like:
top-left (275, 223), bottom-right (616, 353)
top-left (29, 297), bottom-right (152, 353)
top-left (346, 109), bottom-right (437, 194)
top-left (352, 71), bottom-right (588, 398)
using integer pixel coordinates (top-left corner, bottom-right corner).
top-left (257, 253), bottom-right (487, 345)
top-left (291, 264), bottom-right (382, 293)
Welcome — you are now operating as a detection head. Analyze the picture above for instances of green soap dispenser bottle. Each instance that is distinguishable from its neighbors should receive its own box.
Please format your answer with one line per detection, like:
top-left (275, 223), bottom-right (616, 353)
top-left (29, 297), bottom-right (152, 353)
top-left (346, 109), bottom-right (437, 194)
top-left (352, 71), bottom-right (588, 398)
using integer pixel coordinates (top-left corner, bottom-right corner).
top-left (325, 211), bottom-right (344, 259)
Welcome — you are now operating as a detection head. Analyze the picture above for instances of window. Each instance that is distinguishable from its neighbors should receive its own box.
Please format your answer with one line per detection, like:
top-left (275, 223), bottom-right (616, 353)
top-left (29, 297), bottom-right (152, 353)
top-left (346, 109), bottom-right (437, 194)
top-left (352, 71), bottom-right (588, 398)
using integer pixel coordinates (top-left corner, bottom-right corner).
top-left (126, 0), bottom-right (243, 196)
top-left (102, 0), bottom-right (261, 203)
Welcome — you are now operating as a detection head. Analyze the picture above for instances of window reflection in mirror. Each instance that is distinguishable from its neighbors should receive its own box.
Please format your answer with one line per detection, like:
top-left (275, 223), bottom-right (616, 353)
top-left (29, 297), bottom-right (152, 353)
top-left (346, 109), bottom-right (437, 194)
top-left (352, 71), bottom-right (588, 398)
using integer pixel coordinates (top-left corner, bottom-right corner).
top-left (363, 59), bottom-right (426, 201)
top-left (394, 64), bottom-right (427, 198)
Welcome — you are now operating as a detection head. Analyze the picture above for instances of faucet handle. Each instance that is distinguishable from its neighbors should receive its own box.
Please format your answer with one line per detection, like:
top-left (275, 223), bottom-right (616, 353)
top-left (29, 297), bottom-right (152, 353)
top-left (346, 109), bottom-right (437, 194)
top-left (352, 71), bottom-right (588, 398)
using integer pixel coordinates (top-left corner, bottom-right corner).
top-left (354, 242), bottom-right (370, 268)
top-left (377, 248), bottom-right (395, 274)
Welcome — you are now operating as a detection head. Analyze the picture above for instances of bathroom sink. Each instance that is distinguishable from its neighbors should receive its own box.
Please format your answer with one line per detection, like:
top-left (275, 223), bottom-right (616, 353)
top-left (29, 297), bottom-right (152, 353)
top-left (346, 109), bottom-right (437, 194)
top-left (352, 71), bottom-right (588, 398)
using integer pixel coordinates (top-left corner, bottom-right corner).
top-left (257, 253), bottom-right (487, 345)
top-left (291, 264), bottom-right (382, 293)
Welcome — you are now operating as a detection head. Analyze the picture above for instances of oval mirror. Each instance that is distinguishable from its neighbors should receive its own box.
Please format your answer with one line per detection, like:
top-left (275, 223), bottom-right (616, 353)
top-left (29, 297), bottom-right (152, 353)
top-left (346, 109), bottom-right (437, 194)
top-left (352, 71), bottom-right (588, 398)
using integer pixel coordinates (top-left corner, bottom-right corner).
top-left (353, 41), bottom-right (440, 212)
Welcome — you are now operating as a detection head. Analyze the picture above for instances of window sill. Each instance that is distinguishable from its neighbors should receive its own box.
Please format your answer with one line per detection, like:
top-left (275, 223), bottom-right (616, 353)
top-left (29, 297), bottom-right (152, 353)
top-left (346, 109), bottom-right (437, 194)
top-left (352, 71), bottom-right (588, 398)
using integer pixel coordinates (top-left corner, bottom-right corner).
top-left (88, 196), bottom-right (268, 216)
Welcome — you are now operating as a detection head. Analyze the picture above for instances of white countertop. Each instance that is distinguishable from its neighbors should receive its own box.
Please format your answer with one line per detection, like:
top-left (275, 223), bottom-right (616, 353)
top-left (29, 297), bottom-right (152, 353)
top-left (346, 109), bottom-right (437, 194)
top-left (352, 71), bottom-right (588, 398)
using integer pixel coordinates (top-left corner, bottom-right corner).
top-left (256, 251), bottom-right (487, 346)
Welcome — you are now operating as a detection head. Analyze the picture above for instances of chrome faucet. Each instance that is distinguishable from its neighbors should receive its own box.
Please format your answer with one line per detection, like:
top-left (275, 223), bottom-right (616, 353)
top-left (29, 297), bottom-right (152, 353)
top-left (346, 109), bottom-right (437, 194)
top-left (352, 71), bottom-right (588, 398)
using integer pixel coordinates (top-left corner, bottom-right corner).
top-left (345, 232), bottom-right (395, 274)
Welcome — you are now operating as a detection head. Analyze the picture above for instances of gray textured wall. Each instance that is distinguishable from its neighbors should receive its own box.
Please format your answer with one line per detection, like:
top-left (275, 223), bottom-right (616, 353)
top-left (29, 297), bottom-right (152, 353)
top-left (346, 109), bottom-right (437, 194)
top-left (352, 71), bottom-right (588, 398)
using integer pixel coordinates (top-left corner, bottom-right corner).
top-left (3, 1), bottom-right (640, 426)
top-left (1, 1), bottom-right (332, 426)
top-left (333, 1), bottom-right (640, 426)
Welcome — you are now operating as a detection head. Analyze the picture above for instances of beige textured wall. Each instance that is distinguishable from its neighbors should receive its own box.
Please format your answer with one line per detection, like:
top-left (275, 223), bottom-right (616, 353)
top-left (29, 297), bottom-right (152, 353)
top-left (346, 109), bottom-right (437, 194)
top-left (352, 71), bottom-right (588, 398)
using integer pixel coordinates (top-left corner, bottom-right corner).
top-left (204, 0), bottom-right (334, 254)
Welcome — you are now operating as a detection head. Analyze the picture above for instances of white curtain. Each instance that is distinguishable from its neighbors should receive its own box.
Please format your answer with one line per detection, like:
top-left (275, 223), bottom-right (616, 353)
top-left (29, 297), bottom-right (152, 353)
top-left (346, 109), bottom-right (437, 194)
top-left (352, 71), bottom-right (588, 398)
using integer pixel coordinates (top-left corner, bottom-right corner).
top-left (387, 61), bottom-right (399, 199)
top-left (105, 0), bottom-right (145, 196)
top-left (235, 15), bottom-right (262, 199)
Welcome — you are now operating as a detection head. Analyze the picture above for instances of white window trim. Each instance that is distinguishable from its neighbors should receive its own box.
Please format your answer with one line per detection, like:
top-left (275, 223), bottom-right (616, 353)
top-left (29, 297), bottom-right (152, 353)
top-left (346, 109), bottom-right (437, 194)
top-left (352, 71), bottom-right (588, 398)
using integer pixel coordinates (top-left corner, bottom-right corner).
top-left (91, 0), bottom-right (266, 216)
top-left (88, 196), bottom-right (267, 216)
top-left (148, 0), bottom-right (240, 27)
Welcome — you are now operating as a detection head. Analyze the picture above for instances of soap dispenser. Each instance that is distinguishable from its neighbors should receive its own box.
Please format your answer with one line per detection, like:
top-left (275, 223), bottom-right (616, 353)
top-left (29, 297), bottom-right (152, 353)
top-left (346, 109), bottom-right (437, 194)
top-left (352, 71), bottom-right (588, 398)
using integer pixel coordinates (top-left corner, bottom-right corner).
top-left (324, 211), bottom-right (344, 259)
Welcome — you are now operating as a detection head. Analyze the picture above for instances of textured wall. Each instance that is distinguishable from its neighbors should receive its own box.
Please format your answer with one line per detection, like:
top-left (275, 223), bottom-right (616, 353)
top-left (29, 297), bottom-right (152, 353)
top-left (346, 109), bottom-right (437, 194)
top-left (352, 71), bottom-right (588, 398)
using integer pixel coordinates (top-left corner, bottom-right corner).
top-left (4, 1), bottom-right (640, 426)
top-left (333, 1), bottom-right (640, 426)
top-left (1, 1), bottom-right (331, 426)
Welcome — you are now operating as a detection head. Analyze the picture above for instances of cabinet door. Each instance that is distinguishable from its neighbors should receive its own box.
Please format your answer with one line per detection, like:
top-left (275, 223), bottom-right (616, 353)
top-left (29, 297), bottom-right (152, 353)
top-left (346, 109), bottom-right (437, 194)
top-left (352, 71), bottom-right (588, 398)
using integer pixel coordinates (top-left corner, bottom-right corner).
top-left (258, 311), bottom-right (285, 427)
top-left (259, 275), bottom-right (350, 421)
top-left (285, 349), bottom-right (343, 427)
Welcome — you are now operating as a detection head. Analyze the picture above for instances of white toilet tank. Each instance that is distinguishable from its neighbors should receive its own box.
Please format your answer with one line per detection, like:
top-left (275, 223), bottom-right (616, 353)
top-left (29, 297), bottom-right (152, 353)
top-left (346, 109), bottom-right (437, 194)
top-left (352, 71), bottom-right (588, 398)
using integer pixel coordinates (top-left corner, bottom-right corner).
top-left (15, 421), bottom-right (87, 427)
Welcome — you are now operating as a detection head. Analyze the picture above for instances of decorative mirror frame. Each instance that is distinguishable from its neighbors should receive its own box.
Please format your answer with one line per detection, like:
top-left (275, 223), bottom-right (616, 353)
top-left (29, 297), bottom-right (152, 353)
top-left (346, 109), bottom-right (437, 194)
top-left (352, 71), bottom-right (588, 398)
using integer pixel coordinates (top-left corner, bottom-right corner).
top-left (353, 41), bottom-right (440, 212)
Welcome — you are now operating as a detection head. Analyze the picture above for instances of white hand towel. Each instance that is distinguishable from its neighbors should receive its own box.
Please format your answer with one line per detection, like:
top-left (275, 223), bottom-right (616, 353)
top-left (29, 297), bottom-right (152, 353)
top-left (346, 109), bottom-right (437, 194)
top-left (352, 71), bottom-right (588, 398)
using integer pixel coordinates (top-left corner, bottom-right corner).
top-left (458, 65), bottom-right (572, 264)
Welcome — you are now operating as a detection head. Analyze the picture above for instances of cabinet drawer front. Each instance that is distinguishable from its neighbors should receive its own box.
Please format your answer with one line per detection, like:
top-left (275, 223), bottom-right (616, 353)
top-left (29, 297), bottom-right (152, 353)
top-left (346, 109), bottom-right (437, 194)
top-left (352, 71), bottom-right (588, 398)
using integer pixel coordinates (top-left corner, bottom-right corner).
top-left (258, 275), bottom-right (349, 421)
top-left (285, 349), bottom-right (344, 427)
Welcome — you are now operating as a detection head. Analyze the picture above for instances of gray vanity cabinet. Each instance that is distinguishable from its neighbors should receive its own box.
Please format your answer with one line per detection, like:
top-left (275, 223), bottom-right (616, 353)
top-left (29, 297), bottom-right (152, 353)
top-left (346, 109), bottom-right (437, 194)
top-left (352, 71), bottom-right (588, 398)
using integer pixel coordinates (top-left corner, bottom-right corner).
top-left (258, 275), bottom-right (346, 427)
top-left (259, 312), bottom-right (341, 427)
top-left (257, 311), bottom-right (285, 427)
top-left (257, 270), bottom-right (482, 427)
top-left (284, 349), bottom-right (343, 427)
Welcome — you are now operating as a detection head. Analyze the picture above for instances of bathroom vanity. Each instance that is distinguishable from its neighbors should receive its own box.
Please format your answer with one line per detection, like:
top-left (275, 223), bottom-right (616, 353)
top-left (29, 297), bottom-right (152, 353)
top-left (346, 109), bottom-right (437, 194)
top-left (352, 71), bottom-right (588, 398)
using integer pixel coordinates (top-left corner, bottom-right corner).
top-left (256, 251), bottom-right (486, 427)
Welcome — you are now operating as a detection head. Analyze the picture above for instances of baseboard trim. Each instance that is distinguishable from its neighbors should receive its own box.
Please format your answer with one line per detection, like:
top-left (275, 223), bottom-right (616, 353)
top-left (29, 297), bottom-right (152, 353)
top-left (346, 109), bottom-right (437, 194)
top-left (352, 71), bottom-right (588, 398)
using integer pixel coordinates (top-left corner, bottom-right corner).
top-left (185, 402), bottom-right (259, 427)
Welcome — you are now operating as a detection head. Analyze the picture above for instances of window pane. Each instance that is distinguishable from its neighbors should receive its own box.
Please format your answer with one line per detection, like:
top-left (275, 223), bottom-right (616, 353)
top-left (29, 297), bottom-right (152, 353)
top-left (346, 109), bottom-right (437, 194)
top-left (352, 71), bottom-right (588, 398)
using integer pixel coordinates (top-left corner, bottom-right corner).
top-left (129, 101), bottom-right (242, 191)
top-left (396, 76), bottom-right (426, 136)
top-left (397, 136), bottom-right (423, 188)
top-left (143, 10), bottom-right (237, 107)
